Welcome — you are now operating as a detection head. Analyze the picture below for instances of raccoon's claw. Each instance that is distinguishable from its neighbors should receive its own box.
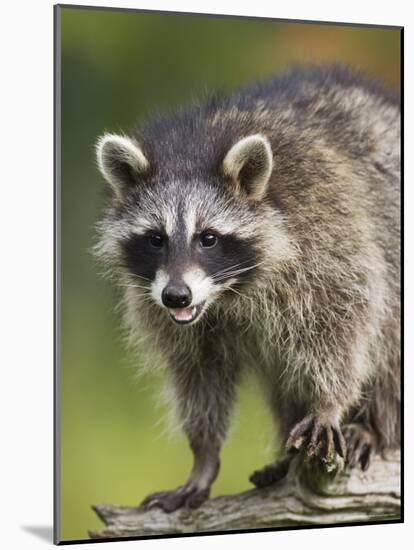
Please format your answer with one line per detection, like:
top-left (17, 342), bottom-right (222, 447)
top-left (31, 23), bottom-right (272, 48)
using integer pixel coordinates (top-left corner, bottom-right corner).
top-left (343, 423), bottom-right (377, 471)
top-left (140, 485), bottom-right (210, 513)
top-left (286, 412), bottom-right (347, 464)
top-left (249, 456), bottom-right (291, 488)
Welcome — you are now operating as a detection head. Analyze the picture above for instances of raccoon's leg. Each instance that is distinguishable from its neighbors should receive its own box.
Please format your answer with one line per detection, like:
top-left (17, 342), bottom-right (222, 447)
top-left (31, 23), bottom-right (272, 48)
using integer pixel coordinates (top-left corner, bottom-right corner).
top-left (249, 456), bottom-right (292, 488)
top-left (342, 423), bottom-right (378, 471)
top-left (284, 349), bottom-right (357, 463)
top-left (342, 391), bottom-right (381, 472)
top-left (343, 316), bottom-right (400, 471)
top-left (283, 274), bottom-right (399, 466)
top-left (249, 396), bottom-right (305, 488)
top-left (140, 440), bottom-right (220, 512)
top-left (140, 346), bottom-right (240, 513)
top-left (343, 373), bottom-right (400, 470)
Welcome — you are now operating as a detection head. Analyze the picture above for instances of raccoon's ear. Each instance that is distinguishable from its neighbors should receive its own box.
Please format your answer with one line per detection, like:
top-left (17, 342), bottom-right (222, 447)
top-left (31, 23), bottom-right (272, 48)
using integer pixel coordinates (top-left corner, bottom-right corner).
top-left (96, 133), bottom-right (150, 199)
top-left (222, 134), bottom-right (273, 201)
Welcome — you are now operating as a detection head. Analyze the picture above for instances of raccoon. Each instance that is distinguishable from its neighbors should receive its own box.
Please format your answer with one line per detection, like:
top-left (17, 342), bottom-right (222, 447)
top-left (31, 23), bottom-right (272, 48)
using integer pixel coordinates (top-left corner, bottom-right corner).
top-left (94, 65), bottom-right (400, 512)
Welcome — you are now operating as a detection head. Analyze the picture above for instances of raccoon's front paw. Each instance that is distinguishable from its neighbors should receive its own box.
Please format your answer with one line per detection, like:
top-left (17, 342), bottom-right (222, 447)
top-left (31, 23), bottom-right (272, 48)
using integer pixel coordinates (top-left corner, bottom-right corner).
top-left (343, 423), bottom-right (377, 471)
top-left (286, 412), bottom-right (347, 465)
top-left (139, 485), bottom-right (210, 513)
top-left (249, 456), bottom-right (291, 488)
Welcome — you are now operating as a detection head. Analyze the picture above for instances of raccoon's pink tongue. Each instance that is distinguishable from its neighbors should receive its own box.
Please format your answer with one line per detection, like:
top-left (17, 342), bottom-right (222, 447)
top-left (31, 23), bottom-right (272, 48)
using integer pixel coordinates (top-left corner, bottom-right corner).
top-left (172, 307), bottom-right (196, 321)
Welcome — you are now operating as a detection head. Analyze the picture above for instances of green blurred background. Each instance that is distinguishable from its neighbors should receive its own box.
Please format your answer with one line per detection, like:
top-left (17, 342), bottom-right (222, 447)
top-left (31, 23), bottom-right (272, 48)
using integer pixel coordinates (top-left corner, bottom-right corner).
top-left (58, 5), bottom-right (400, 541)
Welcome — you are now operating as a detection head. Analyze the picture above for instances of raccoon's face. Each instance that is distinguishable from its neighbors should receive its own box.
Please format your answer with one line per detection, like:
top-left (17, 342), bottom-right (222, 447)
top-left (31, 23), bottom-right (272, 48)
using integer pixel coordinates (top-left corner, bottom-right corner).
top-left (96, 132), bottom-right (274, 325)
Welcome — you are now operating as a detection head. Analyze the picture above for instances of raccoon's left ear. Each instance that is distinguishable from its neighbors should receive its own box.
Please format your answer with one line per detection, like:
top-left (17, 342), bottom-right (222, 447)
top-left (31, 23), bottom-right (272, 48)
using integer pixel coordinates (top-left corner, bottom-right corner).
top-left (95, 133), bottom-right (150, 200)
top-left (222, 134), bottom-right (273, 201)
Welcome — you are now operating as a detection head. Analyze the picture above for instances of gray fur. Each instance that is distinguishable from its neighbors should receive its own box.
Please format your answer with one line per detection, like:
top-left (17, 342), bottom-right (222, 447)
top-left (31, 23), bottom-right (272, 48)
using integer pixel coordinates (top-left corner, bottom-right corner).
top-left (95, 66), bottom-right (400, 510)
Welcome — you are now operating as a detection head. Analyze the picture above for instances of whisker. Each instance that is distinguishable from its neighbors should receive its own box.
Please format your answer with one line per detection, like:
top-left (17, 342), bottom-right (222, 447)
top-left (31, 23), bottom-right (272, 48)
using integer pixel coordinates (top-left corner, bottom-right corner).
top-left (128, 273), bottom-right (152, 282)
top-left (113, 269), bottom-right (152, 283)
top-left (117, 283), bottom-right (150, 291)
top-left (212, 262), bottom-right (264, 281)
top-left (210, 259), bottom-right (258, 278)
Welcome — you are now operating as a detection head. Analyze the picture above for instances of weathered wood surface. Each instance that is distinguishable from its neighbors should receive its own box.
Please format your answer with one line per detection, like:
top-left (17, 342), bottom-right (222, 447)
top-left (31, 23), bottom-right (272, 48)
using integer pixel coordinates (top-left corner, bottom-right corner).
top-left (90, 450), bottom-right (400, 539)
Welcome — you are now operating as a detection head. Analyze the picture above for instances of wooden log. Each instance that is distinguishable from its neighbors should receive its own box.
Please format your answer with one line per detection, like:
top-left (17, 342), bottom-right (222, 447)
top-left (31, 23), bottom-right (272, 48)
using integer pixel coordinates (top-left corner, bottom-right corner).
top-left (89, 450), bottom-right (400, 539)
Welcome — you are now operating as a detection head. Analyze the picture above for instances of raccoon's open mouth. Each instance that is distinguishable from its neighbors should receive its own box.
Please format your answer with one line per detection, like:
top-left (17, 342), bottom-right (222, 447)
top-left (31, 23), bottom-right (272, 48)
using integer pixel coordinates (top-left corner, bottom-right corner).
top-left (168, 302), bottom-right (205, 325)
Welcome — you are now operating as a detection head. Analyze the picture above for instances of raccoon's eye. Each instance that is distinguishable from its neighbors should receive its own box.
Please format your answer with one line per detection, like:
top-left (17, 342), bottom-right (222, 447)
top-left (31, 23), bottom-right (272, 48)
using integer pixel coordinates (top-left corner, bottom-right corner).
top-left (200, 232), bottom-right (217, 248)
top-left (149, 233), bottom-right (164, 248)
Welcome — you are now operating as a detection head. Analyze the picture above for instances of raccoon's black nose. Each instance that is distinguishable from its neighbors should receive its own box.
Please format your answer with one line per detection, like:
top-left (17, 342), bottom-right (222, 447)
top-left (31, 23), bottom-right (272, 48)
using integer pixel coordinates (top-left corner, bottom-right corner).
top-left (162, 284), bottom-right (192, 308)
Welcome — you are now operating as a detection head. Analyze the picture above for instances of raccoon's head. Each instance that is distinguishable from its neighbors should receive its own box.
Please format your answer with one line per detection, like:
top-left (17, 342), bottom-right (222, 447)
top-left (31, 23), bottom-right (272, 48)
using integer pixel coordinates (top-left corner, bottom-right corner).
top-left (96, 132), bottom-right (288, 325)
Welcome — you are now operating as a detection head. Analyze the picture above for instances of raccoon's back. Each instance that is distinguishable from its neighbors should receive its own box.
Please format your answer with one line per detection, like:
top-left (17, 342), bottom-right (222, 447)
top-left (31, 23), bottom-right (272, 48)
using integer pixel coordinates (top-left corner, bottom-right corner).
top-left (237, 66), bottom-right (400, 279)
